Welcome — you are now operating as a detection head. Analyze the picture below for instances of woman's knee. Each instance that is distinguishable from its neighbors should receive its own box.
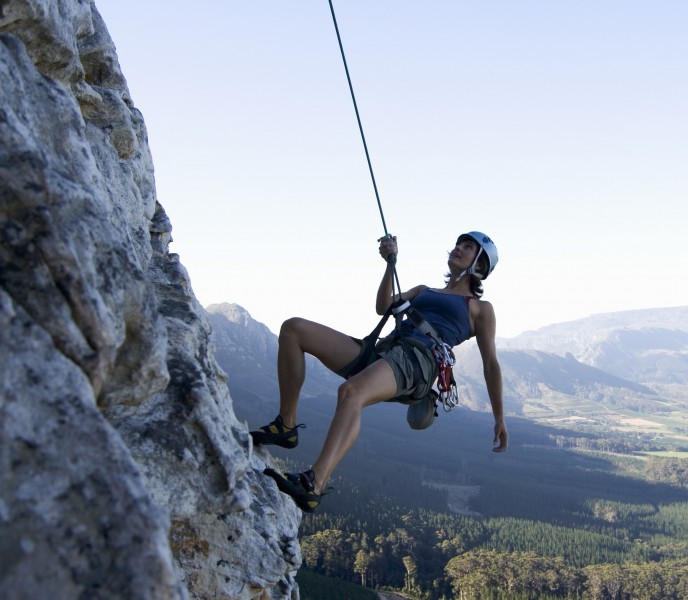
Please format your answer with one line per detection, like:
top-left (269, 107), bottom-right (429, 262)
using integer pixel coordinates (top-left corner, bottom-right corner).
top-left (336, 380), bottom-right (365, 410)
top-left (337, 360), bottom-right (398, 409)
top-left (280, 317), bottom-right (307, 340)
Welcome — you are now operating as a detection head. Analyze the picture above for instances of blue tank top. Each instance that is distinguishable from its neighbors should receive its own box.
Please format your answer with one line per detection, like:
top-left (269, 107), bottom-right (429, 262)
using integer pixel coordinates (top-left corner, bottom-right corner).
top-left (398, 289), bottom-right (473, 348)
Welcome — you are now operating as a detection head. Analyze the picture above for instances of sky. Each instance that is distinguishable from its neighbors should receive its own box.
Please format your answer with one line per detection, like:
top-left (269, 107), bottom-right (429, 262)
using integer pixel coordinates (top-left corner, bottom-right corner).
top-left (96, 1), bottom-right (687, 339)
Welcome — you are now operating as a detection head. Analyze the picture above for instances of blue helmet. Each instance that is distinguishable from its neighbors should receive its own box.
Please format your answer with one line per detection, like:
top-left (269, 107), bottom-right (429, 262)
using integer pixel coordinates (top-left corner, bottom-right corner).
top-left (457, 231), bottom-right (498, 279)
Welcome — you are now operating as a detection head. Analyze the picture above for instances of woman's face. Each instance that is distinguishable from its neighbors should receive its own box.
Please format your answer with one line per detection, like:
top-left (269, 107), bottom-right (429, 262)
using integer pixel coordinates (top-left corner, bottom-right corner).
top-left (448, 238), bottom-right (479, 271)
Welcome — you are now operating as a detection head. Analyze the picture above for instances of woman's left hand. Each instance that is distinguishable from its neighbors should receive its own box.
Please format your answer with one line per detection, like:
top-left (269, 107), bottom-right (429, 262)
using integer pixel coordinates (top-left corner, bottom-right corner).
top-left (492, 419), bottom-right (509, 452)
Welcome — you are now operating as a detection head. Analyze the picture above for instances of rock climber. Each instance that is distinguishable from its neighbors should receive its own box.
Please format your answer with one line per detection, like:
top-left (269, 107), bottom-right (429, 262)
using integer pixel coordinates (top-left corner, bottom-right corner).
top-left (251, 232), bottom-right (508, 512)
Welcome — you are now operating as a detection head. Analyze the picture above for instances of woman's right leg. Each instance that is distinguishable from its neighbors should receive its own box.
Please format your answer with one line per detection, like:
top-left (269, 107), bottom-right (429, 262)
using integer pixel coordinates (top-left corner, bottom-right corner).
top-left (277, 317), bottom-right (363, 428)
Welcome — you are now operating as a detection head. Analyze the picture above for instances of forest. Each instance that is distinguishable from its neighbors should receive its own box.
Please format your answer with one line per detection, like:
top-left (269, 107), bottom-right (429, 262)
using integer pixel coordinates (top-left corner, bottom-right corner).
top-left (255, 399), bottom-right (688, 599)
top-left (291, 466), bottom-right (688, 598)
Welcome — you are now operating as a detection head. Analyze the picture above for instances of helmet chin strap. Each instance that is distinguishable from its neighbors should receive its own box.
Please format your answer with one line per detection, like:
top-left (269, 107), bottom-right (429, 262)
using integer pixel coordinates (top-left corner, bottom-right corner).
top-left (455, 247), bottom-right (484, 282)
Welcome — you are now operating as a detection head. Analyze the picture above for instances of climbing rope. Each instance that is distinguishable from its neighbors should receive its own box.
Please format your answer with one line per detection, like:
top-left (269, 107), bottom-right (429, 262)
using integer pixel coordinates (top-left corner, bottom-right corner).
top-left (327, 0), bottom-right (403, 300)
top-left (327, 2), bottom-right (462, 412)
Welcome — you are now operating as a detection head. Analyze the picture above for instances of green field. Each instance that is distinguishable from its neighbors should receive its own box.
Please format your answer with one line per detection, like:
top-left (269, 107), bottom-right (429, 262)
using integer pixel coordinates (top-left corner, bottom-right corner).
top-left (521, 391), bottom-right (688, 453)
top-left (639, 450), bottom-right (688, 459)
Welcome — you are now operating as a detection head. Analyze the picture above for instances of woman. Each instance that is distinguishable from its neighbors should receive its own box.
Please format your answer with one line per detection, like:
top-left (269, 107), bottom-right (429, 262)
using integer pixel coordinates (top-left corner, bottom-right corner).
top-left (251, 232), bottom-right (508, 512)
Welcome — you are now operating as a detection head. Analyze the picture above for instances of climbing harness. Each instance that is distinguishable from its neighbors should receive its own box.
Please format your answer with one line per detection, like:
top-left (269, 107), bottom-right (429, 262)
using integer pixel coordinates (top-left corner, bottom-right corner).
top-left (328, 1), bottom-right (459, 415)
top-left (345, 299), bottom-right (460, 413)
top-left (406, 306), bottom-right (459, 411)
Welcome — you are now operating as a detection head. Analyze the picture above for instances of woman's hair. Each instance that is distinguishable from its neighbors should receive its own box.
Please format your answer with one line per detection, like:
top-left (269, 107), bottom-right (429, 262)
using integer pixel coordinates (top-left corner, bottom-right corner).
top-left (469, 275), bottom-right (485, 298)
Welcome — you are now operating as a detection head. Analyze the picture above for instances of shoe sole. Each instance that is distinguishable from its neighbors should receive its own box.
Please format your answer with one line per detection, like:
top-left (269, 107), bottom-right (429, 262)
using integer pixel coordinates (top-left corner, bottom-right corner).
top-left (250, 431), bottom-right (298, 449)
top-left (263, 468), bottom-right (321, 512)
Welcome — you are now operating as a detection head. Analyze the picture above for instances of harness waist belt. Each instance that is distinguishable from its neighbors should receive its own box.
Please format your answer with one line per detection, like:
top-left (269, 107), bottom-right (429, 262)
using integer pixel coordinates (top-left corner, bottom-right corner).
top-left (406, 307), bottom-right (442, 344)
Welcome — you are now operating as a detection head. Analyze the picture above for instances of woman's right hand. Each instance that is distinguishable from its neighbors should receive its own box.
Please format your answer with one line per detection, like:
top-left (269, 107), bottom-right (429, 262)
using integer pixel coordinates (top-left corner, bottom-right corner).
top-left (378, 235), bottom-right (398, 263)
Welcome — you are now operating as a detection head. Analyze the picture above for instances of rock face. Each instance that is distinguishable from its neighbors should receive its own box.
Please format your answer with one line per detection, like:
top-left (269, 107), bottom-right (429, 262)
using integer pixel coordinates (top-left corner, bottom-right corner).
top-left (0, 2), bottom-right (300, 598)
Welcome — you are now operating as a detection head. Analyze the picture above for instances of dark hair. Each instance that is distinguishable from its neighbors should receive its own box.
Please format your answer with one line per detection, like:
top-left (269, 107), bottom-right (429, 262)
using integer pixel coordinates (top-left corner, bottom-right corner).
top-left (469, 275), bottom-right (485, 298)
top-left (443, 271), bottom-right (484, 297)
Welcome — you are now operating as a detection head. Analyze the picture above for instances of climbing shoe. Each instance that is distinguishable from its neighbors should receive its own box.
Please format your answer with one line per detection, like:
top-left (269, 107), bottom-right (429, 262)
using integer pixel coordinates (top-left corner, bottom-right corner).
top-left (263, 468), bottom-right (330, 513)
top-left (250, 415), bottom-right (304, 449)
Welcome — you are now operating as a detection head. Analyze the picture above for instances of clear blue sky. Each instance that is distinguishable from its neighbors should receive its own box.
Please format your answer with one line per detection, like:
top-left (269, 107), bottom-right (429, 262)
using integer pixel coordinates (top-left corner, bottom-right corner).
top-left (97, 1), bottom-right (687, 338)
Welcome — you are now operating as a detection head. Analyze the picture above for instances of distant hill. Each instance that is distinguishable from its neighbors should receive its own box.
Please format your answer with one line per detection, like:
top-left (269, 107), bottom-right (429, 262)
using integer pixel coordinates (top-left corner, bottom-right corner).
top-left (206, 303), bottom-right (340, 402)
top-left (454, 344), bottom-right (658, 413)
top-left (452, 306), bottom-right (688, 436)
top-left (499, 306), bottom-right (688, 386)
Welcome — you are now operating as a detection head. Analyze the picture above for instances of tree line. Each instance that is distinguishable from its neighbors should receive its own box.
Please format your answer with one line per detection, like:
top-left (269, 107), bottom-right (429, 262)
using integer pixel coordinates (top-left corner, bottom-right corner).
top-left (294, 462), bottom-right (688, 599)
top-left (300, 518), bottom-right (688, 599)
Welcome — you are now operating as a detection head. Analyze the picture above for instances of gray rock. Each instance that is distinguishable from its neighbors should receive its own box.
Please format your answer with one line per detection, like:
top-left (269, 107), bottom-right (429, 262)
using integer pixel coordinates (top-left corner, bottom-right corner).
top-left (0, 1), bottom-right (299, 598)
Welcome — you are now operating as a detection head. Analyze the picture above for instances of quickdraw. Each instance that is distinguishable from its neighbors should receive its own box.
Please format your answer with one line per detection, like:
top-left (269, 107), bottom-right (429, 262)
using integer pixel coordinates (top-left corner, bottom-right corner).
top-left (432, 341), bottom-right (459, 411)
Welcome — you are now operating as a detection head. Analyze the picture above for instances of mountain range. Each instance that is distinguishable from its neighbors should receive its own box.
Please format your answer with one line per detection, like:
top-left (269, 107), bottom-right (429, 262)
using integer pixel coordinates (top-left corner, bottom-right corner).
top-left (208, 303), bottom-right (688, 444)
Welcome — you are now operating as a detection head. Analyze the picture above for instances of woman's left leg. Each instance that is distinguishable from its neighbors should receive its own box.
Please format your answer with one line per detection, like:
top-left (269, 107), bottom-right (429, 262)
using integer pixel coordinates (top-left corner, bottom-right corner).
top-left (310, 358), bottom-right (397, 494)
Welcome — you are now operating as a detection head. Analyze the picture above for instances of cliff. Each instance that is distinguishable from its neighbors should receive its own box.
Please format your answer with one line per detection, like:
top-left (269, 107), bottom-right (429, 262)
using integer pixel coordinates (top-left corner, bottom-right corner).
top-left (0, 1), bottom-right (300, 598)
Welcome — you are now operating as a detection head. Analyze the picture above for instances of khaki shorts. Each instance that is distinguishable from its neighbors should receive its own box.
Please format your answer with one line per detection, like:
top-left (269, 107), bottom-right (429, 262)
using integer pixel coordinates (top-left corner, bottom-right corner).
top-left (336, 335), bottom-right (439, 402)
